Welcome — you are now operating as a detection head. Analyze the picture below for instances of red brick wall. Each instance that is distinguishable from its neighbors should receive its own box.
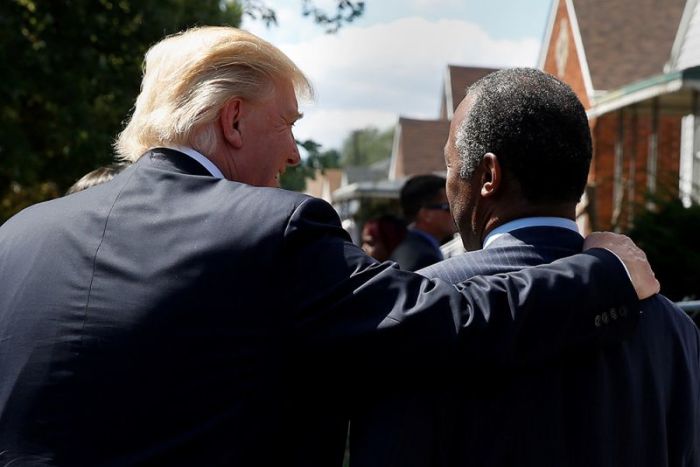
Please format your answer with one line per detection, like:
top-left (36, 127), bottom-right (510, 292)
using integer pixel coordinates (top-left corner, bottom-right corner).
top-left (590, 110), bottom-right (681, 232)
top-left (541, 0), bottom-right (591, 109)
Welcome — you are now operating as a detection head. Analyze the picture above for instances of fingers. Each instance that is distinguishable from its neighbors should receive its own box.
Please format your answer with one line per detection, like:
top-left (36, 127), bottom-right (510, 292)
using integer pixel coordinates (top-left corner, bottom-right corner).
top-left (584, 232), bottom-right (660, 300)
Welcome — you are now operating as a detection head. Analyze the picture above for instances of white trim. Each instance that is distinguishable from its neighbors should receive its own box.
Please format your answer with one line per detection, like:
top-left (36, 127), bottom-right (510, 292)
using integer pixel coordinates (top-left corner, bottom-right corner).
top-left (444, 66), bottom-right (455, 120)
top-left (537, 0), bottom-right (560, 69)
top-left (587, 78), bottom-right (686, 118)
top-left (680, 114), bottom-right (695, 206)
top-left (668, 0), bottom-right (698, 71)
top-left (388, 120), bottom-right (402, 180)
top-left (566, 0), bottom-right (596, 101)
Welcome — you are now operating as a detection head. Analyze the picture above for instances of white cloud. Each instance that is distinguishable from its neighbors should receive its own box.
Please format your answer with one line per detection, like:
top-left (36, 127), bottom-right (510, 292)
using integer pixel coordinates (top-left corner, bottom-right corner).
top-left (268, 16), bottom-right (540, 149)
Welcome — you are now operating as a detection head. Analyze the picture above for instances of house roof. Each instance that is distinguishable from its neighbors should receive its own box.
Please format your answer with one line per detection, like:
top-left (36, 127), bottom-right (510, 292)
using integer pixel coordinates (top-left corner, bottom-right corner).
top-left (333, 179), bottom-right (403, 202)
top-left (389, 117), bottom-right (450, 180)
top-left (588, 65), bottom-right (700, 118)
top-left (304, 168), bottom-right (343, 202)
top-left (343, 158), bottom-right (390, 185)
top-left (440, 65), bottom-right (500, 119)
top-left (572, 0), bottom-right (685, 91)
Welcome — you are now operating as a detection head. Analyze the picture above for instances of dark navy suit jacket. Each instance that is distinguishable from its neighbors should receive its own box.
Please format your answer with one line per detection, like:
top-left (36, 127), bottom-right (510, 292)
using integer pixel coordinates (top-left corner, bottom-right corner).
top-left (390, 229), bottom-right (443, 271)
top-left (351, 226), bottom-right (700, 467)
top-left (0, 151), bottom-right (638, 467)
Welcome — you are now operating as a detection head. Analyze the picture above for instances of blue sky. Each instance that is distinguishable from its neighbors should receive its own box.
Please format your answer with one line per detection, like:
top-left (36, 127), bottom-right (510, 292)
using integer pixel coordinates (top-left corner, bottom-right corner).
top-left (352, 0), bottom-right (552, 40)
top-left (242, 0), bottom-right (554, 150)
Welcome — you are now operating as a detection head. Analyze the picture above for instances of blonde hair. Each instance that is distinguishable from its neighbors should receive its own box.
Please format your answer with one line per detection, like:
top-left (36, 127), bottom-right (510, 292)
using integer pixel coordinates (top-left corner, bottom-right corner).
top-left (115, 26), bottom-right (313, 161)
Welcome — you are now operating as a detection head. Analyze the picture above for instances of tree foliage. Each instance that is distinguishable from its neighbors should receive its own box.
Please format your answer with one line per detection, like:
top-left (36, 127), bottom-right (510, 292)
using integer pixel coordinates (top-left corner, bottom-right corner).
top-left (243, 0), bottom-right (364, 33)
top-left (627, 198), bottom-right (700, 301)
top-left (340, 126), bottom-right (394, 167)
top-left (0, 0), bottom-right (243, 222)
top-left (0, 0), bottom-right (365, 222)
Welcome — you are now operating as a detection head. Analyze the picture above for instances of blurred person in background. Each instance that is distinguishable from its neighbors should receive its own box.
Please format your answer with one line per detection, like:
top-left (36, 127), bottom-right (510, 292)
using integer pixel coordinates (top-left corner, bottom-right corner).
top-left (361, 214), bottom-right (407, 262)
top-left (65, 162), bottom-right (129, 195)
top-left (392, 174), bottom-right (456, 271)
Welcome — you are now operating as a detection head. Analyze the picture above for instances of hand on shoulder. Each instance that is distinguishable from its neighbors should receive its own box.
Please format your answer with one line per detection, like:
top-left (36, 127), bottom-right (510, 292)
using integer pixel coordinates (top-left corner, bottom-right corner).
top-left (584, 231), bottom-right (660, 300)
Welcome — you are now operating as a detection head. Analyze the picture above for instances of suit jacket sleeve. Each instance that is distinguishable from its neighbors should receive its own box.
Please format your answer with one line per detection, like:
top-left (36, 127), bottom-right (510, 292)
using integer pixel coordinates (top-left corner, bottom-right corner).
top-left (282, 197), bottom-right (639, 378)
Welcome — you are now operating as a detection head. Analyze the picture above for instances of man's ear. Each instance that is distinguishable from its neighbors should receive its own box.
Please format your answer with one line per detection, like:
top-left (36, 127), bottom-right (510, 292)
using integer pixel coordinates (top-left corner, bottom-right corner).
top-left (481, 152), bottom-right (502, 198)
top-left (219, 98), bottom-right (243, 149)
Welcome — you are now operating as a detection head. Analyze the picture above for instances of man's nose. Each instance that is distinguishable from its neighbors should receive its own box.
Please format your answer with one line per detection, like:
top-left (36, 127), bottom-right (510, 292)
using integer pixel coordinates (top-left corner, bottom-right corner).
top-left (288, 144), bottom-right (301, 167)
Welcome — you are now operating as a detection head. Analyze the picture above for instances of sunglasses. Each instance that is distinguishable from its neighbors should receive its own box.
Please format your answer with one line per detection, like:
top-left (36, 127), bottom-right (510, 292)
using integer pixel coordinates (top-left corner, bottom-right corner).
top-left (424, 203), bottom-right (450, 212)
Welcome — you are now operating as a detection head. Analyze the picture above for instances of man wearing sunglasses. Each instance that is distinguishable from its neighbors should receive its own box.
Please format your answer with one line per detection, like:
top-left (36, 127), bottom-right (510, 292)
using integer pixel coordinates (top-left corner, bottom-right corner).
top-left (391, 174), bottom-right (457, 271)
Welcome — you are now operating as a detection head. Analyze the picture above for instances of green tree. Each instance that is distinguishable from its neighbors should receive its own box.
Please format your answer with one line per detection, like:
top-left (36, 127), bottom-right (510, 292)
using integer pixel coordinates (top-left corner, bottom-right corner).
top-left (0, 0), bottom-right (243, 222)
top-left (244, 0), bottom-right (364, 33)
top-left (0, 0), bottom-right (365, 223)
top-left (340, 126), bottom-right (394, 167)
top-left (627, 198), bottom-right (700, 301)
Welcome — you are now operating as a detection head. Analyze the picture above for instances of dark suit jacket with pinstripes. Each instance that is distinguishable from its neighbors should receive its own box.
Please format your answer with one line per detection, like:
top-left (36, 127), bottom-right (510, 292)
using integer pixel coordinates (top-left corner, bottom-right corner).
top-left (351, 226), bottom-right (700, 467)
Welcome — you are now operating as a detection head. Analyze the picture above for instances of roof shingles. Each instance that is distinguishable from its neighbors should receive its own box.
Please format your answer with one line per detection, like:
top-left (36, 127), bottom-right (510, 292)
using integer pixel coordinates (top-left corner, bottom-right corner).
top-left (393, 118), bottom-right (450, 179)
top-left (574, 0), bottom-right (685, 91)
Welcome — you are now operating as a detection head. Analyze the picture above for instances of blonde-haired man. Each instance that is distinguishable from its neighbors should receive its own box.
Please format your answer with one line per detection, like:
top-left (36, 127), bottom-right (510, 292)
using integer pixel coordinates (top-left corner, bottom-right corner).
top-left (116, 26), bottom-right (311, 186)
top-left (0, 27), bottom-right (657, 466)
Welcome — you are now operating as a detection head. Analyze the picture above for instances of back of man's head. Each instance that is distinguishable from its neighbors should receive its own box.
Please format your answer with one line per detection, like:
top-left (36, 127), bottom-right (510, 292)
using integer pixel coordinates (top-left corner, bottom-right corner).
top-left (400, 175), bottom-right (446, 222)
top-left (65, 163), bottom-right (129, 195)
top-left (115, 26), bottom-right (313, 162)
top-left (456, 68), bottom-right (591, 204)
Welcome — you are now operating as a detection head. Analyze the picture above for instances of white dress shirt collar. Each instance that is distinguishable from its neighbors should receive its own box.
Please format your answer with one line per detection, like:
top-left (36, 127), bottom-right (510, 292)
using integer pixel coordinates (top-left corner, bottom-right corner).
top-left (161, 145), bottom-right (225, 179)
top-left (483, 217), bottom-right (580, 249)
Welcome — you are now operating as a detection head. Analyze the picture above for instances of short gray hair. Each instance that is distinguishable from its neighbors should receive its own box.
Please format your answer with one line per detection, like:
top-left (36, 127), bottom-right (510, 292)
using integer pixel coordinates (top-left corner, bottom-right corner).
top-left (453, 68), bottom-right (591, 204)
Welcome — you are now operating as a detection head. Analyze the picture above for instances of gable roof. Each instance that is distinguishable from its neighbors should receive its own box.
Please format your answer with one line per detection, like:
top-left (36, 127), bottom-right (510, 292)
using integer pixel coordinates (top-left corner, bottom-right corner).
top-left (572, 0), bottom-right (685, 91)
top-left (389, 117), bottom-right (450, 180)
top-left (343, 158), bottom-right (390, 185)
top-left (440, 65), bottom-right (500, 119)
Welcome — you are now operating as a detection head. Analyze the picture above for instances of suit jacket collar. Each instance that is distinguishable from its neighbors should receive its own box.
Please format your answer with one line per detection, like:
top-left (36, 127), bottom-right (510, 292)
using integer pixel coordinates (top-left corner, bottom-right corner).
top-left (484, 217), bottom-right (579, 248)
top-left (487, 226), bottom-right (584, 256)
top-left (138, 147), bottom-right (214, 177)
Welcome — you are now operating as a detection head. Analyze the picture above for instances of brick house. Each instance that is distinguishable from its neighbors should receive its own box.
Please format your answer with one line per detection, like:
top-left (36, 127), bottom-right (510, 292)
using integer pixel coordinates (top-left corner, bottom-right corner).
top-left (539, 0), bottom-right (700, 232)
